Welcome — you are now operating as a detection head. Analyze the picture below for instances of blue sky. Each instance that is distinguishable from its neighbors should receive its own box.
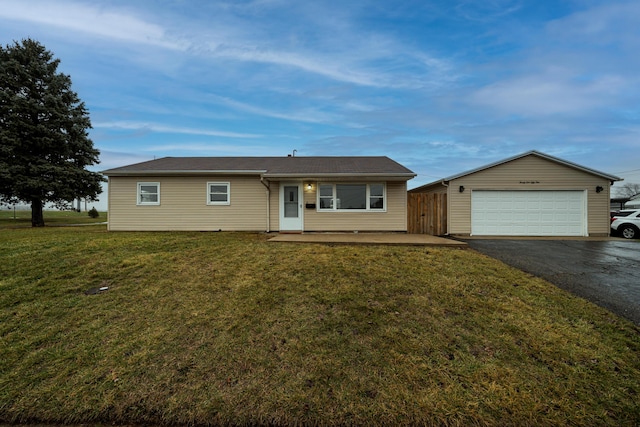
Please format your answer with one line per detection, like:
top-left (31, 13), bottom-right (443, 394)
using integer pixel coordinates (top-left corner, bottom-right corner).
top-left (1, 0), bottom-right (639, 210)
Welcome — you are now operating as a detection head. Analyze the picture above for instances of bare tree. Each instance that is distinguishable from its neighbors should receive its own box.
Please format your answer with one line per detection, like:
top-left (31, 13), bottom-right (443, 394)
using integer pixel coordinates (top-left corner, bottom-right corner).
top-left (614, 183), bottom-right (640, 199)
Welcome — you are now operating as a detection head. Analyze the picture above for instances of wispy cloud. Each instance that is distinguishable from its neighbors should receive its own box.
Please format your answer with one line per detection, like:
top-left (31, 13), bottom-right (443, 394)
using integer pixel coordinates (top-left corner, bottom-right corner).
top-left (206, 45), bottom-right (377, 87)
top-left (2, 0), bottom-right (637, 188)
top-left (140, 143), bottom-right (283, 156)
top-left (93, 121), bottom-right (261, 138)
top-left (214, 45), bottom-right (454, 89)
top-left (469, 73), bottom-right (625, 116)
top-left (0, 0), bottom-right (187, 50)
top-left (207, 95), bottom-right (337, 124)
top-left (546, 1), bottom-right (640, 45)
top-left (455, 0), bottom-right (523, 22)
top-left (457, 0), bottom-right (639, 123)
top-left (1, 0), bottom-right (457, 89)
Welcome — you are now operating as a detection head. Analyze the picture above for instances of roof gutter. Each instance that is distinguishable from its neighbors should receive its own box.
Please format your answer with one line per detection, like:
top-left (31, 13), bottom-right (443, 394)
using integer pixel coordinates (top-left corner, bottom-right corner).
top-left (102, 170), bottom-right (267, 177)
top-left (262, 173), bottom-right (416, 180)
top-left (102, 171), bottom-right (416, 179)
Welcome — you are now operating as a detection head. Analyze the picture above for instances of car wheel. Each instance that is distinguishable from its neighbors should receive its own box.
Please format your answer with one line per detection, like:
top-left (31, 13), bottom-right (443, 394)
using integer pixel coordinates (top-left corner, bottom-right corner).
top-left (620, 225), bottom-right (638, 239)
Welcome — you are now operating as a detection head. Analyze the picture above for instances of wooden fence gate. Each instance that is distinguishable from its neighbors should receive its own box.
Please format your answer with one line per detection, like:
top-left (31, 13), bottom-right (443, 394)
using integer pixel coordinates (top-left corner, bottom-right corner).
top-left (407, 193), bottom-right (447, 235)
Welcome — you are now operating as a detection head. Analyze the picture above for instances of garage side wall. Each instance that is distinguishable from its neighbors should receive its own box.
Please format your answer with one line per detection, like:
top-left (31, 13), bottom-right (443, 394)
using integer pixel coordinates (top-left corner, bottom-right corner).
top-left (448, 156), bottom-right (612, 236)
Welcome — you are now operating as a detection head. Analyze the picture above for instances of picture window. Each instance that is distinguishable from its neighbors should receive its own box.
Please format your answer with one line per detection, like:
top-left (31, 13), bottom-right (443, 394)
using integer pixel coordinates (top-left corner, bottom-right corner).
top-left (317, 183), bottom-right (385, 211)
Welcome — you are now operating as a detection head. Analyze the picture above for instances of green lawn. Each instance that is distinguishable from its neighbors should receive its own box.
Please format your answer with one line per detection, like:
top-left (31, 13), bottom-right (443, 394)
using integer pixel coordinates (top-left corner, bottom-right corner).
top-left (1, 227), bottom-right (639, 426)
top-left (0, 209), bottom-right (107, 228)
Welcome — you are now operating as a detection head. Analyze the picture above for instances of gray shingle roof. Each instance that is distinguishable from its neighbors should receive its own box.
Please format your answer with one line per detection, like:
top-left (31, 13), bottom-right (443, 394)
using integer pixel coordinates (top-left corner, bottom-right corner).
top-left (102, 156), bottom-right (416, 179)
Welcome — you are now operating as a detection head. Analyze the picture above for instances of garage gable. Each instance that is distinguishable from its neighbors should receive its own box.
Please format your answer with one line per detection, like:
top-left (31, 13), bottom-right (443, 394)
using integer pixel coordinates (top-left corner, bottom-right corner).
top-left (411, 151), bottom-right (622, 237)
top-left (441, 150), bottom-right (620, 184)
top-left (451, 154), bottom-right (612, 187)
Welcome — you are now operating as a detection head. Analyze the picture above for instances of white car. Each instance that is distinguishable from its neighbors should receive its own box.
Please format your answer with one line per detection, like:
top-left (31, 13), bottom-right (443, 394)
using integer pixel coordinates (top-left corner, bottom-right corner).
top-left (611, 209), bottom-right (640, 239)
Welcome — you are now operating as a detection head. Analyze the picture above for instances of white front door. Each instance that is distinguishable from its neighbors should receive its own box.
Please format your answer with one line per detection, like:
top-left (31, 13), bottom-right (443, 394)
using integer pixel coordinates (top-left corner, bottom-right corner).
top-left (279, 183), bottom-right (303, 231)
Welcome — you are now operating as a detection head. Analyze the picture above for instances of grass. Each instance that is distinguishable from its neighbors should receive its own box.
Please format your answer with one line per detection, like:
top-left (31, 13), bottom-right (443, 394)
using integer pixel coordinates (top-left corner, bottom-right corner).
top-left (0, 209), bottom-right (107, 228)
top-left (1, 227), bottom-right (639, 426)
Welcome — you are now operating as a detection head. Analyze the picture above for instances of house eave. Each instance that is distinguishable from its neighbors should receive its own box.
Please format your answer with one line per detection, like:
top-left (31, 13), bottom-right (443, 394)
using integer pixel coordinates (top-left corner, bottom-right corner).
top-left (263, 173), bottom-right (416, 181)
top-left (103, 171), bottom-right (417, 181)
top-left (103, 169), bottom-right (267, 177)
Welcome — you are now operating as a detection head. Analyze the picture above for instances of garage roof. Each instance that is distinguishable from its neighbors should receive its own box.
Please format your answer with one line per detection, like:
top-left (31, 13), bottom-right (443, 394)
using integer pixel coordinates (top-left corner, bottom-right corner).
top-left (410, 150), bottom-right (622, 192)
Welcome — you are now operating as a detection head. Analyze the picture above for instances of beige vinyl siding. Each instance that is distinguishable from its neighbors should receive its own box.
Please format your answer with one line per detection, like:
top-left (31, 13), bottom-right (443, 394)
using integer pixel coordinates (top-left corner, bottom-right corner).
top-left (447, 156), bottom-right (612, 236)
top-left (108, 176), bottom-right (269, 231)
top-left (109, 176), bottom-right (410, 232)
top-left (301, 181), bottom-right (408, 231)
top-left (409, 182), bottom-right (448, 195)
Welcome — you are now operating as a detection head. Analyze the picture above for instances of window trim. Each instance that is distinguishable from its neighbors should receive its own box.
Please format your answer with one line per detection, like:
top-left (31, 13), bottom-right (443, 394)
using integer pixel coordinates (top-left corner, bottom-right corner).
top-left (206, 181), bottom-right (231, 206)
top-left (317, 183), bottom-right (386, 212)
top-left (137, 182), bottom-right (160, 206)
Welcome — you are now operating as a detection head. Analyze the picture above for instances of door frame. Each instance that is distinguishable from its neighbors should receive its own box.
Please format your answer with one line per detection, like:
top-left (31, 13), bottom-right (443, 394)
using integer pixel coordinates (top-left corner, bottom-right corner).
top-left (279, 182), bottom-right (304, 231)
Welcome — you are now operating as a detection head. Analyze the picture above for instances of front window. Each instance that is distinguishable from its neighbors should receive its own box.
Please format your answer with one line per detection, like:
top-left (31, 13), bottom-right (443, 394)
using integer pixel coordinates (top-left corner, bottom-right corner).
top-left (369, 184), bottom-right (384, 209)
top-left (336, 184), bottom-right (367, 209)
top-left (207, 182), bottom-right (230, 205)
top-left (318, 183), bottom-right (385, 211)
top-left (319, 184), bottom-right (334, 209)
top-left (137, 182), bottom-right (160, 205)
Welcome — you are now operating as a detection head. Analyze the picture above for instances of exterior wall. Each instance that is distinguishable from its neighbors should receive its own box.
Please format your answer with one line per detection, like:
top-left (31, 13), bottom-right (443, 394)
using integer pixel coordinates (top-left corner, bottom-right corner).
top-left (302, 181), bottom-right (407, 232)
top-left (109, 176), bottom-right (409, 232)
top-left (108, 175), bottom-right (269, 231)
top-left (446, 156), bottom-right (612, 236)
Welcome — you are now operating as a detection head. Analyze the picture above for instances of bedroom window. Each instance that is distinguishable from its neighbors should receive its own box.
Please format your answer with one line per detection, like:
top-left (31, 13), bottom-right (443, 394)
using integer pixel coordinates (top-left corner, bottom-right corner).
top-left (137, 182), bottom-right (160, 205)
top-left (318, 183), bottom-right (385, 211)
top-left (207, 182), bottom-right (230, 205)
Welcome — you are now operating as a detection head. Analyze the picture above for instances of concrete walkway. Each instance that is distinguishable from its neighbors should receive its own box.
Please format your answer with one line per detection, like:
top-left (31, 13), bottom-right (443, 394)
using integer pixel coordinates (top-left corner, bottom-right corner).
top-left (268, 233), bottom-right (467, 247)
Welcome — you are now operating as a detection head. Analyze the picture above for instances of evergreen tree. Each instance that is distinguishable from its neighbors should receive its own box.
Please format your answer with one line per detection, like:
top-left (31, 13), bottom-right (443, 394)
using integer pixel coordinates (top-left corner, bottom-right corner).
top-left (0, 38), bottom-right (104, 226)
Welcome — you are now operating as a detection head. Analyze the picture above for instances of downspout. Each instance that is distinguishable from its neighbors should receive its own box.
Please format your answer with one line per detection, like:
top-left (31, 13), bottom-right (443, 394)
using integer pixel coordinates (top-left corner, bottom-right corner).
top-left (441, 180), bottom-right (450, 235)
top-left (260, 176), bottom-right (271, 232)
top-left (107, 176), bottom-right (112, 232)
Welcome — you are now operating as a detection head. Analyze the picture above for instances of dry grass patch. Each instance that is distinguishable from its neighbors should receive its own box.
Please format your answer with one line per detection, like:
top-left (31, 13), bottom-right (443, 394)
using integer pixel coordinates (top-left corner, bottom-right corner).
top-left (1, 227), bottom-right (639, 426)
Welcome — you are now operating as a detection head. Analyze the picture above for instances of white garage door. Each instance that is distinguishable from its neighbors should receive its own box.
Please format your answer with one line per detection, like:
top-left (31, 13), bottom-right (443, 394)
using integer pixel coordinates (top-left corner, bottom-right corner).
top-left (471, 190), bottom-right (586, 236)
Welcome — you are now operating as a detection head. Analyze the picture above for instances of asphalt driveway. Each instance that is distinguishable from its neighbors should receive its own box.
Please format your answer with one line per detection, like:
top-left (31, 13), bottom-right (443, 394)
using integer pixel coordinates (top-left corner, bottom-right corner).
top-left (465, 238), bottom-right (640, 325)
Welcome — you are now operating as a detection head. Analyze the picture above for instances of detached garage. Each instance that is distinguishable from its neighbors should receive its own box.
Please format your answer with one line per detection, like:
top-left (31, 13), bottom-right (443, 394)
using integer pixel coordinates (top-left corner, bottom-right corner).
top-left (409, 151), bottom-right (622, 237)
